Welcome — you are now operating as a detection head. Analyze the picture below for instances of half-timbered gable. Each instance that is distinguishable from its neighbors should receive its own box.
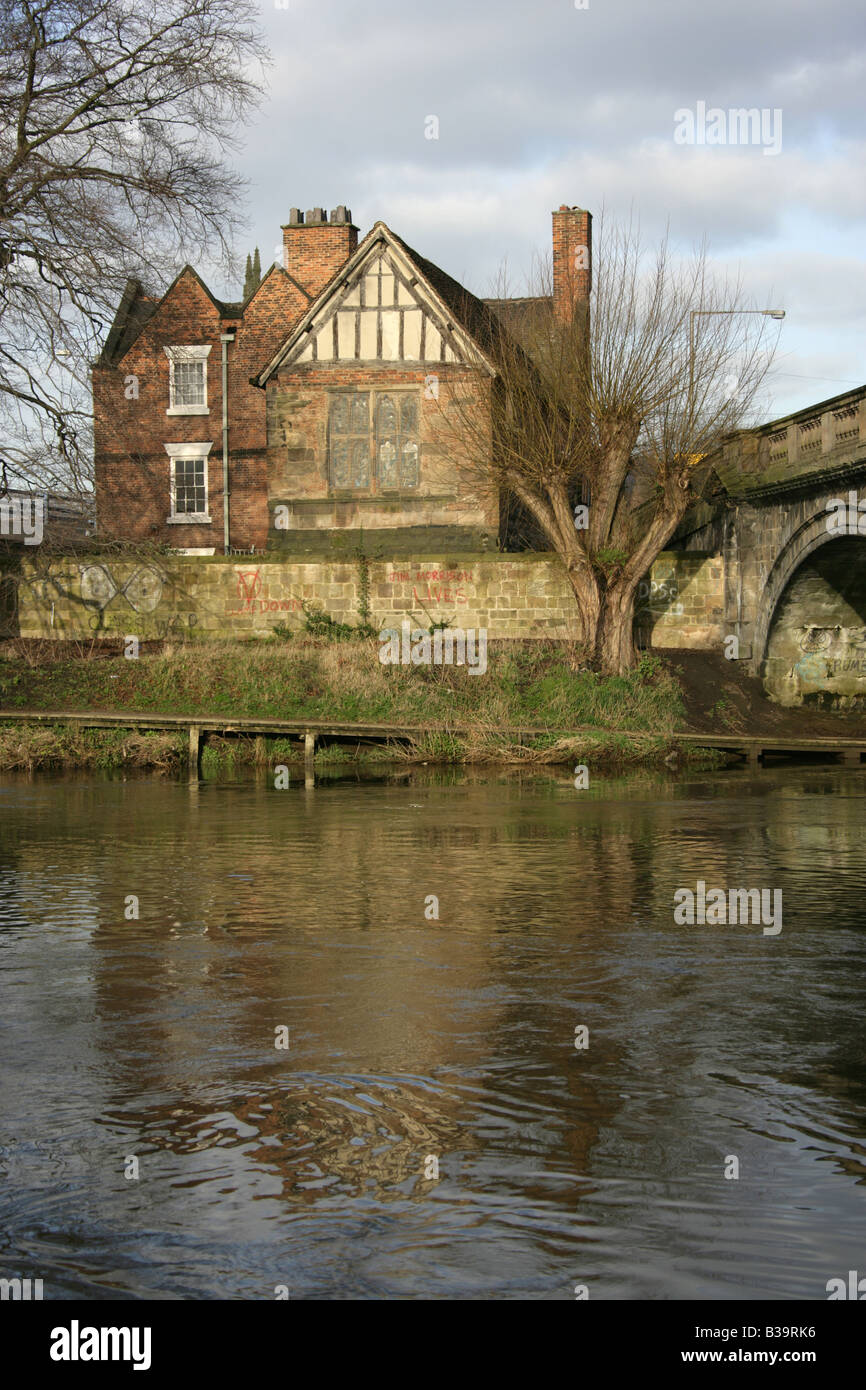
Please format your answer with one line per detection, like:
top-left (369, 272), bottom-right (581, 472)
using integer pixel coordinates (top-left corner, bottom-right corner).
top-left (259, 230), bottom-right (492, 374)
top-left (254, 223), bottom-right (501, 553)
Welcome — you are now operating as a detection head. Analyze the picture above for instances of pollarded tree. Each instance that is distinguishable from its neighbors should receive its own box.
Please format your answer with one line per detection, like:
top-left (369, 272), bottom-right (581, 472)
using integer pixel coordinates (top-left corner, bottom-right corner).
top-left (437, 215), bottom-right (782, 674)
top-left (0, 0), bottom-right (270, 493)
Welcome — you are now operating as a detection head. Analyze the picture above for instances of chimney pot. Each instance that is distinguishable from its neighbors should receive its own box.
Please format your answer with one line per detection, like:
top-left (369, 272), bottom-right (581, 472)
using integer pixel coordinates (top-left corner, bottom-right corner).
top-left (281, 203), bottom-right (359, 295)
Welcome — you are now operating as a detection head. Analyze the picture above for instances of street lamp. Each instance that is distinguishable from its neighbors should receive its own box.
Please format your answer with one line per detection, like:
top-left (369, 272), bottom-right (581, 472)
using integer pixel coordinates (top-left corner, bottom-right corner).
top-left (688, 307), bottom-right (785, 405)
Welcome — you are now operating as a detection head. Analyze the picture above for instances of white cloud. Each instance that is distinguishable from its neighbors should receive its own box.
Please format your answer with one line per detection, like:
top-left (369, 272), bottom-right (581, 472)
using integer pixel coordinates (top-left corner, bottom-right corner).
top-left (201, 0), bottom-right (866, 419)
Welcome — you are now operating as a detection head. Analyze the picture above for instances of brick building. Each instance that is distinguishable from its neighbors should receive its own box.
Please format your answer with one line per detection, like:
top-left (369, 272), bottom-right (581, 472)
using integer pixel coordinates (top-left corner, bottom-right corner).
top-left (93, 205), bottom-right (592, 554)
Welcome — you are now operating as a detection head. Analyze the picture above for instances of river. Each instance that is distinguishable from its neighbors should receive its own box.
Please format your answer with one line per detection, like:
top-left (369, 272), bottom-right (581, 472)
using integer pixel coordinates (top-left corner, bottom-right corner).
top-left (1, 764), bottom-right (864, 1300)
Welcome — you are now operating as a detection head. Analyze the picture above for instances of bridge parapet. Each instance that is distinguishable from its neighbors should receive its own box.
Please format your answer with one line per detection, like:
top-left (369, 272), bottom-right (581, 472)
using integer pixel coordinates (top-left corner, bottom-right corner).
top-left (717, 383), bottom-right (866, 497)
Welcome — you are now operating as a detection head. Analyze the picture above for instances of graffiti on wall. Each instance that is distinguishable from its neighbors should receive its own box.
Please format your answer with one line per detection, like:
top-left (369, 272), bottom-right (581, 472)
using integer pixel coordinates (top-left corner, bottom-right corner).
top-left (387, 568), bottom-right (475, 608)
top-left (635, 576), bottom-right (683, 619)
top-left (226, 568), bottom-right (303, 618)
top-left (80, 564), bottom-right (166, 612)
top-left (790, 627), bottom-right (866, 684)
top-left (75, 564), bottom-right (199, 634)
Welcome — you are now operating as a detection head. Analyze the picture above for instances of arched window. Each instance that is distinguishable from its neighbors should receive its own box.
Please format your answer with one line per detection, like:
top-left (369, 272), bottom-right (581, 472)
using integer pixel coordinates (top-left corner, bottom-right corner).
top-left (329, 391), bottom-right (420, 491)
top-left (329, 392), bottom-right (370, 488)
top-left (377, 393), bottom-right (419, 489)
top-left (400, 396), bottom-right (419, 487)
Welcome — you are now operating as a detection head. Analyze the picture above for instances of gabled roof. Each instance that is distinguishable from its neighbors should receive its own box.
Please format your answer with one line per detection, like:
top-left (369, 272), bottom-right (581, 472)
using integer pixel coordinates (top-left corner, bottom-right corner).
top-left (388, 228), bottom-right (512, 364)
top-left (97, 278), bottom-right (159, 366)
top-left (239, 260), bottom-right (312, 314)
top-left (97, 261), bottom-right (311, 368)
top-left (254, 221), bottom-right (510, 385)
top-left (97, 265), bottom-right (227, 367)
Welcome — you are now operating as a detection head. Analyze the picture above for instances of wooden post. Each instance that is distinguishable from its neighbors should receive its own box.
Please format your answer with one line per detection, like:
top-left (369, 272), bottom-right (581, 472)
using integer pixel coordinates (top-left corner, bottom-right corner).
top-left (254, 735), bottom-right (267, 765)
top-left (189, 724), bottom-right (201, 779)
top-left (842, 748), bottom-right (861, 766)
top-left (748, 744), bottom-right (761, 767)
top-left (304, 731), bottom-right (316, 787)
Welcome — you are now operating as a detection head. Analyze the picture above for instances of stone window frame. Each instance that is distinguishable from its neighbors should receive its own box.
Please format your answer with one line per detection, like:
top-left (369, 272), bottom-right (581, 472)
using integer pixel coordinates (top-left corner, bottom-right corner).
top-left (326, 386), bottom-right (420, 495)
top-left (164, 441), bottom-right (213, 524)
top-left (165, 344), bottom-right (212, 416)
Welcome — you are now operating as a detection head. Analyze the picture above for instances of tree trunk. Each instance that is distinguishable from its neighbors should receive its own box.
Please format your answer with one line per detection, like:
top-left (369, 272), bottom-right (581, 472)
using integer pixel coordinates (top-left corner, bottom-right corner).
top-left (564, 567), bottom-right (640, 675)
top-left (595, 579), bottom-right (640, 675)
top-left (513, 479), bottom-right (654, 677)
top-left (563, 562), bottom-right (601, 659)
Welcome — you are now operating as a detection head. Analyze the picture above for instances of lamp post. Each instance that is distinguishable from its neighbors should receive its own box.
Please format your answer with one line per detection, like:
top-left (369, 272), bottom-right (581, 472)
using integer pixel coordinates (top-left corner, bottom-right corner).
top-left (688, 307), bottom-right (785, 408)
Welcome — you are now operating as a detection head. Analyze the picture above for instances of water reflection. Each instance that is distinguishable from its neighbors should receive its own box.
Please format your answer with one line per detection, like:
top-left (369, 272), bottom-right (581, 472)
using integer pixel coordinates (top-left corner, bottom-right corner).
top-left (0, 765), bottom-right (864, 1299)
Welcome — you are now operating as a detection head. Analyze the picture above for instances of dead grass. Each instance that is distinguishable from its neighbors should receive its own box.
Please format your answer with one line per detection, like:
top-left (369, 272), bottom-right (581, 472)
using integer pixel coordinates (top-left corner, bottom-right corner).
top-left (0, 726), bottom-right (184, 771)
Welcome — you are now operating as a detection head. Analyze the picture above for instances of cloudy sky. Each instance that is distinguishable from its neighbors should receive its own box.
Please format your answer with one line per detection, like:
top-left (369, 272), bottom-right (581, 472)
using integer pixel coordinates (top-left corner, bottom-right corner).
top-left (213, 0), bottom-right (865, 421)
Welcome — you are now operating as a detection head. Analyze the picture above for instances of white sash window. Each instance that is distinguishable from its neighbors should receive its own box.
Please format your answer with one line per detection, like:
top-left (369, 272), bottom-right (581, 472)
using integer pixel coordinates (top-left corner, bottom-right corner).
top-left (165, 345), bottom-right (212, 415)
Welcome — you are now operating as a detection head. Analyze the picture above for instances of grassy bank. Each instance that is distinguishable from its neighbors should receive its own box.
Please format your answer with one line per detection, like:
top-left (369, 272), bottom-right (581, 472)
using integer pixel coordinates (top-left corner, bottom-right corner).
top-left (0, 724), bottom-right (723, 773)
top-left (0, 637), bottom-right (682, 726)
top-left (0, 725), bottom-right (187, 772)
top-left (0, 637), bottom-right (724, 772)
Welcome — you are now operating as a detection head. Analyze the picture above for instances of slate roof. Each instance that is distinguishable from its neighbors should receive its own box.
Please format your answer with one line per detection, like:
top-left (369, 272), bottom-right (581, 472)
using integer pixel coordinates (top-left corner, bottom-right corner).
top-left (383, 237), bottom-right (551, 370)
top-left (483, 295), bottom-right (553, 353)
top-left (387, 229), bottom-right (517, 363)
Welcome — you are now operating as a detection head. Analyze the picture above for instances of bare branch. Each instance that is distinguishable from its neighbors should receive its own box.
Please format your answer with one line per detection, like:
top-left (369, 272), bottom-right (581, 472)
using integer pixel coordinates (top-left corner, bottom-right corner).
top-left (0, 0), bottom-right (270, 489)
top-left (434, 213), bottom-right (781, 672)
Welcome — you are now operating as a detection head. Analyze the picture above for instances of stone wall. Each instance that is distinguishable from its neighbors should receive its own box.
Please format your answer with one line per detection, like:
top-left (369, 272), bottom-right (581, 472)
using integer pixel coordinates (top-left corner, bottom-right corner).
top-left (634, 552), bottom-right (725, 650)
top-left (15, 551), bottom-right (724, 647)
top-left (696, 385), bottom-right (866, 673)
top-left (265, 366), bottom-right (498, 542)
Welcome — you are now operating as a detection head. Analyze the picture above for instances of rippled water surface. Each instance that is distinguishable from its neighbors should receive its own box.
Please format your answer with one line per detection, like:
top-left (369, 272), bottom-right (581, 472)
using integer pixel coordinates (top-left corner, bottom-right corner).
top-left (1, 765), bottom-right (865, 1299)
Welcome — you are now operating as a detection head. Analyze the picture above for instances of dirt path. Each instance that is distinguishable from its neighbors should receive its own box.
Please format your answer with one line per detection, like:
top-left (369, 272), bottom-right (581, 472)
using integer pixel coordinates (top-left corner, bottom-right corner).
top-left (667, 650), bottom-right (866, 737)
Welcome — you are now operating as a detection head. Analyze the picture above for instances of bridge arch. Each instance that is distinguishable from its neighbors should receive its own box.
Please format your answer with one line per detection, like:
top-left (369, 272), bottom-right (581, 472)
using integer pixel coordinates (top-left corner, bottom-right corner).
top-left (753, 502), bottom-right (861, 670)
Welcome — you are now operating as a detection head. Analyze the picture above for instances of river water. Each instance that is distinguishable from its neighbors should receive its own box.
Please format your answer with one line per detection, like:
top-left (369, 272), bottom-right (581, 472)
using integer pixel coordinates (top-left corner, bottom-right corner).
top-left (1, 765), bottom-right (864, 1301)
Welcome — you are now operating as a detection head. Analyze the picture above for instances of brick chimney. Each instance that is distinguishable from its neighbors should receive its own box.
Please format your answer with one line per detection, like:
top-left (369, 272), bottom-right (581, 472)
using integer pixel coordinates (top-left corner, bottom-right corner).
top-left (552, 205), bottom-right (592, 325)
top-left (282, 206), bottom-right (359, 298)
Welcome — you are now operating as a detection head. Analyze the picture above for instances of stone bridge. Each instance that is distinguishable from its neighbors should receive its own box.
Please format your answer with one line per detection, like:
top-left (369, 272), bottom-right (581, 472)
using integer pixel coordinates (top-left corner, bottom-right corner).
top-left (676, 384), bottom-right (866, 705)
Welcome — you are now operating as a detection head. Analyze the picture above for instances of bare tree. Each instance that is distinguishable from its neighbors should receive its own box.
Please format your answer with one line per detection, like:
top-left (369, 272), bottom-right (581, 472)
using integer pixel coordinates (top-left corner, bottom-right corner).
top-left (437, 215), bottom-right (782, 675)
top-left (0, 0), bottom-right (269, 494)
